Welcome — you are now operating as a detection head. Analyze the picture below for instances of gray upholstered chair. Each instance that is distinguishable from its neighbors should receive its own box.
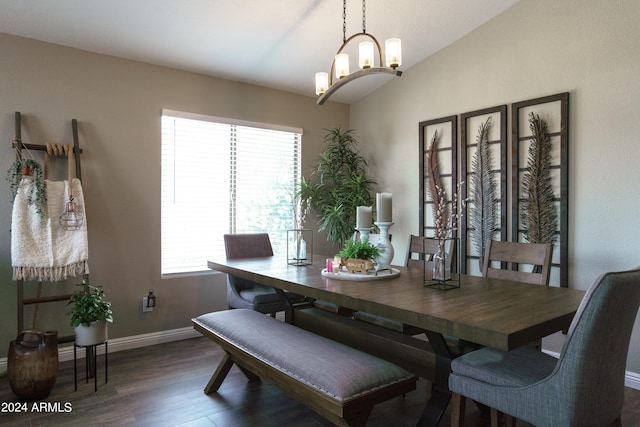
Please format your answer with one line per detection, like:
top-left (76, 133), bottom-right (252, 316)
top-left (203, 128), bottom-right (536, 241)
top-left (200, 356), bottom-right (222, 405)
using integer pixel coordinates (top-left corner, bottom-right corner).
top-left (482, 239), bottom-right (553, 286)
top-left (224, 233), bottom-right (306, 315)
top-left (448, 267), bottom-right (640, 427)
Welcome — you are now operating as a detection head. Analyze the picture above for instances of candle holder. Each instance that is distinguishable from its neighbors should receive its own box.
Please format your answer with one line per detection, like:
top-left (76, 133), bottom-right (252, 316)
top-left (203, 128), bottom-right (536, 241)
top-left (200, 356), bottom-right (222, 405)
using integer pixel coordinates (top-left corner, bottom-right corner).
top-left (287, 229), bottom-right (313, 266)
top-left (355, 227), bottom-right (372, 242)
top-left (373, 221), bottom-right (394, 272)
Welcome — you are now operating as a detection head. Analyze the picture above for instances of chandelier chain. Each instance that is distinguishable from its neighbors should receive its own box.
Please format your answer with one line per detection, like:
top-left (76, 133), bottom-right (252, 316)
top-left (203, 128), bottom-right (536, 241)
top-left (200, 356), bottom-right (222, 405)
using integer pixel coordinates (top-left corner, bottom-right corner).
top-left (342, 0), bottom-right (347, 43)
top-left (362, 0), bottom-right (366, 34)
top-left (342, 0), bottom-right (367, 40)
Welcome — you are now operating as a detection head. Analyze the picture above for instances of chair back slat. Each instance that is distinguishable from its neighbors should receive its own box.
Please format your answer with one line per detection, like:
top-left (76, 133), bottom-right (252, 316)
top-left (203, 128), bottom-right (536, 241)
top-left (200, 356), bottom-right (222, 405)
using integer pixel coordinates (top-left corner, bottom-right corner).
top-left (405, 235), bottom-right (455, 270)
top-left (482, 240), bottom-right (552, 286)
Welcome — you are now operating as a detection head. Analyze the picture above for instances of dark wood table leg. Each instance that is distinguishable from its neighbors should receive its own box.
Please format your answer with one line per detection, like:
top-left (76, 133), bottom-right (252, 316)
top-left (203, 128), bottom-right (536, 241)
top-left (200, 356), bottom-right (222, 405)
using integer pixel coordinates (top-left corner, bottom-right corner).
top-left (417, 331), bottom-right (454, 427)
top-left (274, 288), bottom-right (294, 323)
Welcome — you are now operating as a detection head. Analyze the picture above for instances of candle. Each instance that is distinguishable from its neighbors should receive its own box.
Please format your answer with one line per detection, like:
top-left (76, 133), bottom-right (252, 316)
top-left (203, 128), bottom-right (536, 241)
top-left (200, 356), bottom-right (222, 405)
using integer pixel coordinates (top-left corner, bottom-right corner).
top-left (356, 206), bottom-right (372, 229)
top-left (376, 193), bottom-right (393, 222)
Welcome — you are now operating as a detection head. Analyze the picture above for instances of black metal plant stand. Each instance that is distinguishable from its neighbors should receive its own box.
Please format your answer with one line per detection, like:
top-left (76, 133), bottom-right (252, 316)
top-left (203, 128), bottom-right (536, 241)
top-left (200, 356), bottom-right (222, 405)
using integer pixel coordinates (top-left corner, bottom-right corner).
top-left (74, 341), bottom-right (108, 392)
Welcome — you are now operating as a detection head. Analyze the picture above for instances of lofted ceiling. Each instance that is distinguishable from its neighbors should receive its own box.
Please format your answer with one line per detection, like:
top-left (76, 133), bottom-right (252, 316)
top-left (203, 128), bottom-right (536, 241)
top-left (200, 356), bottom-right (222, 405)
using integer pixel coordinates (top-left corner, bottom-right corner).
top-left (0, 0), bottom-right (519, 104)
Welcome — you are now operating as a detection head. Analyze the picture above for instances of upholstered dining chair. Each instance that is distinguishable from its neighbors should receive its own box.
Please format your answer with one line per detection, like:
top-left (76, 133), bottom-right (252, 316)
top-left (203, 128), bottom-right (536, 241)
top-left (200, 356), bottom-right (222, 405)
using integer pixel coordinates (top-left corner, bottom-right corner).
top-left (482, 239), bottom-right (553, 286)
top-left (224, 233), bottom-right (306, 316)
top-left (448, 267), bottom-right (640, 427)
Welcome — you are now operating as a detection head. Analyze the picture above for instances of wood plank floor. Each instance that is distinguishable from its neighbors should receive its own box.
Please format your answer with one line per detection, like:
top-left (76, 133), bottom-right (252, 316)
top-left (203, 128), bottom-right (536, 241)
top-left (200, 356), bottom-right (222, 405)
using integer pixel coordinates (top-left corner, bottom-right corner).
top-left (1, 336), bottom-right (639, 426)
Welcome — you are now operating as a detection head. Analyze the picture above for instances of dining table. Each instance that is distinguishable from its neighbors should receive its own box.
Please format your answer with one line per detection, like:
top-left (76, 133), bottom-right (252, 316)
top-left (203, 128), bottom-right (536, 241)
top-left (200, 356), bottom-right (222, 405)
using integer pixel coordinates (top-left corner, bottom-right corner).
top-left (207, 255), bottom-right (585, 426)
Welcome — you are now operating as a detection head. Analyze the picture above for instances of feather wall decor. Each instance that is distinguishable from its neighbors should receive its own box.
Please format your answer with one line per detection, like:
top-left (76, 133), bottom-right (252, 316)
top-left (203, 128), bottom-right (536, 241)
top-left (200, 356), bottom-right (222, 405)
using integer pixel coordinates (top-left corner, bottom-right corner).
top-left (469, 117), bottom-right (497, 269)
top-left (425, 130), bottom-right (449, 238)
top-left (521, 113), bottom-right (557, 244)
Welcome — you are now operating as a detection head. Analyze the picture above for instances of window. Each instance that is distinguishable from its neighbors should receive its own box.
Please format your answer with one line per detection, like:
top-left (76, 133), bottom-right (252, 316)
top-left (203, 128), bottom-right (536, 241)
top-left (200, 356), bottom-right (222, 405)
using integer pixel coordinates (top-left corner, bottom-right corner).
top-left (161, 109), bottom-right (302, 275)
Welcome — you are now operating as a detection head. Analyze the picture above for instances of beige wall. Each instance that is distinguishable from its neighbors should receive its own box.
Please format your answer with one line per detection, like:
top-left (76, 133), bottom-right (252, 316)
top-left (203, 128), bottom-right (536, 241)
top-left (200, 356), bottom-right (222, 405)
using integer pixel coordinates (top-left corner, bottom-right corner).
top-left (351, 0), bottom-right (640, 374)
top-left (0, 33), bottom-right (347, 357)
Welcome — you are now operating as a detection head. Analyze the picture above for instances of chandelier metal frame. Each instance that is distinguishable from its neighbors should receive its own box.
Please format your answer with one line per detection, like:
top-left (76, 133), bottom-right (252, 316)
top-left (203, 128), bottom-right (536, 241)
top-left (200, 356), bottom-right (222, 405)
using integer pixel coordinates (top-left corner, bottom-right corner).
top-left (316, 0), bottom-right (402, 105)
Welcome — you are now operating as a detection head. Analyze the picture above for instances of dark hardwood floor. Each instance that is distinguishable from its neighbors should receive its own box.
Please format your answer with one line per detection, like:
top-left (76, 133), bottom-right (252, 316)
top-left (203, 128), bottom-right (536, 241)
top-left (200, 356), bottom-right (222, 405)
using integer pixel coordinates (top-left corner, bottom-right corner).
top-left (1, 336), bottom-right (639, 426)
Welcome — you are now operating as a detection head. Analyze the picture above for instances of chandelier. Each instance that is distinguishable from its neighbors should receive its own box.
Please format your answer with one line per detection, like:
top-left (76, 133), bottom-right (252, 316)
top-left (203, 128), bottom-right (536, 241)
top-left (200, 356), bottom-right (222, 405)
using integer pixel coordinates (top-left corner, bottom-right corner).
top-left (315, 0), bottom-right (402, 105)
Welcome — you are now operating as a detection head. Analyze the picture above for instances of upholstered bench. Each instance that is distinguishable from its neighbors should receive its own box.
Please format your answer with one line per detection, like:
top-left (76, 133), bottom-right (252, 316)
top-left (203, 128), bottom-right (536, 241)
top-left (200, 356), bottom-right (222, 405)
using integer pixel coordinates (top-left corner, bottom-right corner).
top-left (192, 309), bottom-right (418, 427)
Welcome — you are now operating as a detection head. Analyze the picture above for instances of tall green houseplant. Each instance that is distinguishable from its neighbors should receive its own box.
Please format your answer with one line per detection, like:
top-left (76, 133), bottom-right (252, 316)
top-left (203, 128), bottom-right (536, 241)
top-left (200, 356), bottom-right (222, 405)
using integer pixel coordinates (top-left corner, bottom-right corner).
top-left (299, 127), bottom-right (376, 246)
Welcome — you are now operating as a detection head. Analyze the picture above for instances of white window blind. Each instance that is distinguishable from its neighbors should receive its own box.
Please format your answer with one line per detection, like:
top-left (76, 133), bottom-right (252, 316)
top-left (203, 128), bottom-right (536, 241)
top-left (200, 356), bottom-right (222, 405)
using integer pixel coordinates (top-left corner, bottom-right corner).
top-left (161, 110), bottom-right (302, 275)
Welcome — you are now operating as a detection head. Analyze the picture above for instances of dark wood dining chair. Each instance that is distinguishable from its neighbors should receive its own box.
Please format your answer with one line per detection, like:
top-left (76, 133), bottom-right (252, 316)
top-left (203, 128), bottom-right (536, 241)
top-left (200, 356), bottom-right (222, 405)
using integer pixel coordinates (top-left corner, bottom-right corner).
top-left (482, 239), bottom-right (553, 286)
top-left (482, 239), bottom-right (553, 350)
top-left (404, 234), bottom-right (455, 270)
top-left (449, 267), bottom-right (640, 427)
top-left (224, 233), bottom-right (306, 316)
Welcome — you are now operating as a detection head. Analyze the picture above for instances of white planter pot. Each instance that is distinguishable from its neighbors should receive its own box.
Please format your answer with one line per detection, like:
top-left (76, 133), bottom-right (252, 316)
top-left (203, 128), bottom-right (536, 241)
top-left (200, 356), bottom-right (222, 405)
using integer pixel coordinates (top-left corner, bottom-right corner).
top-left (74, 320), bottom-right (108, 346)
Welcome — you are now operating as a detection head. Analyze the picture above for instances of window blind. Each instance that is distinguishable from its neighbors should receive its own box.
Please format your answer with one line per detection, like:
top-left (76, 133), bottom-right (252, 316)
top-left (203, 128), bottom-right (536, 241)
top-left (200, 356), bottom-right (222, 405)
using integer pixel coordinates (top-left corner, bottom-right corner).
top-left (161, 110), bottom-right (302, 275)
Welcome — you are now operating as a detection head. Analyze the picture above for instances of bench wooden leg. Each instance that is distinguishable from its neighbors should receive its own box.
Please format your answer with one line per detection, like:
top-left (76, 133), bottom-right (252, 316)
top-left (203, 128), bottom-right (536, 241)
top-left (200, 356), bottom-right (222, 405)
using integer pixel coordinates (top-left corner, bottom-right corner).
top-left (205, 352), bottom-right (262, 394)
top-left (237, 364), bottom-right (261, 382)
top-left (343, 406), bottom-right (373, 427)
top-left (205, 352), bottom-right (234, 394)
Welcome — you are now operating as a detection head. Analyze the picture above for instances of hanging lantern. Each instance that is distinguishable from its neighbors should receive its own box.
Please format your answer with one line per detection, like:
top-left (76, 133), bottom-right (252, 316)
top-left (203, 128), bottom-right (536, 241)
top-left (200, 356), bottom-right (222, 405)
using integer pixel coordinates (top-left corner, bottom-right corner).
top-left (59, 196), bottom-right (84, 231)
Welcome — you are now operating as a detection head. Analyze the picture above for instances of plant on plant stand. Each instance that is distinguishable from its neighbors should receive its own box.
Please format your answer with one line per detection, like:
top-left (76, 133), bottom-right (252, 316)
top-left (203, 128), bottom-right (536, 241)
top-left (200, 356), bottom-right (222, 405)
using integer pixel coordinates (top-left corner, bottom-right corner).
top-left (6, 157), bottom-right (47, 219)
top-left (298, 127), bottom-right (376, 248)
top-left (66, 279), bottom-right (113, 346)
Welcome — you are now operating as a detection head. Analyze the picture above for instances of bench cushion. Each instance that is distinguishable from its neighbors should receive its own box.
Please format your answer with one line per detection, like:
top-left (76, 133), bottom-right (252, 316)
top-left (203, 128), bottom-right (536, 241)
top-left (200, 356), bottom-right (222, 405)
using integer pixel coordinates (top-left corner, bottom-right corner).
top-left (193, 309), bottom-right (416, 404)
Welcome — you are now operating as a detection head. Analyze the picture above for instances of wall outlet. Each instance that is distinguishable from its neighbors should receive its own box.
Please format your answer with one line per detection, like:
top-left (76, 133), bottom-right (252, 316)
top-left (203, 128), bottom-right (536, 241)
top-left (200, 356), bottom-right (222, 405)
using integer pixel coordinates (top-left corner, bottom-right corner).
top-left (142, 296), bottom-right (154, 313)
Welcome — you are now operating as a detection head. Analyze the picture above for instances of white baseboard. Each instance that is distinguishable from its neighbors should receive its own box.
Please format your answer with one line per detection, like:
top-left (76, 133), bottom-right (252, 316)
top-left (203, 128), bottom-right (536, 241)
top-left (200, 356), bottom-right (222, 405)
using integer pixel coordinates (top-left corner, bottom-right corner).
top-left (626, 370), bottom-right (640, 390)
top-left (0, 326), bottom-right (201, 372)
top-left (2, 330), bottom-right (639, 391)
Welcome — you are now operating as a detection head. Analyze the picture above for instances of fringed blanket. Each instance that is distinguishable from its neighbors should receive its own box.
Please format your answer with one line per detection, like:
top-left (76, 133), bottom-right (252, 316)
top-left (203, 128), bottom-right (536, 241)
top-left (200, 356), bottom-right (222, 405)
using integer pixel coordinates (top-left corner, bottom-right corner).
top-left (11, 178), bottom-right (89, 281)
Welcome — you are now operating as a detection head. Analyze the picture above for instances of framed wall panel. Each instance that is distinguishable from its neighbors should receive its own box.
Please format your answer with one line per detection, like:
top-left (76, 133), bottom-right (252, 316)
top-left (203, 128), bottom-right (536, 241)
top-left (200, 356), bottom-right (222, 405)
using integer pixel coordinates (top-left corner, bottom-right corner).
top-left (460, 105), bottom-right (508, 275)
top-left (419, 116), bottom-right (457, 239)
top-left (512, 93), bottom-right (569, 287)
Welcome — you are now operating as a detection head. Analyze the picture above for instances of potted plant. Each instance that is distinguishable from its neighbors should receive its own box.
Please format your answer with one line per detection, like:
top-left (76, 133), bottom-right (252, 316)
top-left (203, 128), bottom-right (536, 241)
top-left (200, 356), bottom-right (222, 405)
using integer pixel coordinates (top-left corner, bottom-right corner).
top-left (66, 280), bottom-right (113, 346)
top-left (336, 238), bottom-right (381, 274)
top-left (298, 127), bottom-right (376, 247)
top-left (6, 158), bottom-right (47, 219)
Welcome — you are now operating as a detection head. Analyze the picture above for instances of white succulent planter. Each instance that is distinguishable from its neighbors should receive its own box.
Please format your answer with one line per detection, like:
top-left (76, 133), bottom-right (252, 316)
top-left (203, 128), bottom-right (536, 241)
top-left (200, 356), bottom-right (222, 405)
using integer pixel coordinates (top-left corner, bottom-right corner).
top-left (74, 320), bottom-right (108, 346)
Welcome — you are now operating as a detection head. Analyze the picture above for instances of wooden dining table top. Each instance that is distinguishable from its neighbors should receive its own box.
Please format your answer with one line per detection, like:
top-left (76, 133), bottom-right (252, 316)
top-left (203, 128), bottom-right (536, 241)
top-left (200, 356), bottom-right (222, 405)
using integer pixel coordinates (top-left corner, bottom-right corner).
top-left (208, 255), bottom-right (585, 352)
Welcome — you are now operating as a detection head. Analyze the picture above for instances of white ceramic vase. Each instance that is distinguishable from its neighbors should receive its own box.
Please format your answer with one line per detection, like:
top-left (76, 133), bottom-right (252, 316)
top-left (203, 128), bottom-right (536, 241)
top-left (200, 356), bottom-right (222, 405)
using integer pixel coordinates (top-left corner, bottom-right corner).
top-left (74, 320), bottom-right (108, 346)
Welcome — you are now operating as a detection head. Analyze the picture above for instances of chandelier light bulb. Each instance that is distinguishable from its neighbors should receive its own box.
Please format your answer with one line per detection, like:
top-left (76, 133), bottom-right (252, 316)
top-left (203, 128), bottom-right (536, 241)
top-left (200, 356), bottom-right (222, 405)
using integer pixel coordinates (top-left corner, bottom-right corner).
top-left (335, 53), bottom-right (350, 79)
top-left (359, 42), bottom-right (374, 69)
top-left (315, 72), bottom-right (329, 95)
top-left (385, 38), bottom-right (402, 68)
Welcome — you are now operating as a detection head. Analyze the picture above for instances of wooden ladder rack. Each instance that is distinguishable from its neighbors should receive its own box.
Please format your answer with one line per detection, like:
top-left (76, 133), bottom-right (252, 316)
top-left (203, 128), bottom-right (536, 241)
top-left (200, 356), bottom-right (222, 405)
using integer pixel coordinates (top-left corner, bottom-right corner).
top-left (13, 111), bottom-right (85, 344)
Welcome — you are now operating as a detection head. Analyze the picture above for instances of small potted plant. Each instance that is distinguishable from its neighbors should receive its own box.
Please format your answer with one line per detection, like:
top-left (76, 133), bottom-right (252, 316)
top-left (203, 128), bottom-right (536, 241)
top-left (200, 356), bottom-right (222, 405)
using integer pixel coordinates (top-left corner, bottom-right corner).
top-left (336, 238), bottom-right (381, 274)
top-left (66, 280), bottom-right (113, 346)
top-left (6, 158), bottom-right (47, 219)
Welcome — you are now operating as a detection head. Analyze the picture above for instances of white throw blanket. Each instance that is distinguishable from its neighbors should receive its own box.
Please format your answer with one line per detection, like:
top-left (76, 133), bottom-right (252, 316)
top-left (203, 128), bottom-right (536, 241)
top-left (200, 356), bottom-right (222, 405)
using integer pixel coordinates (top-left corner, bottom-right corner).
top-left (11, 178), bottom-right (89, 281)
